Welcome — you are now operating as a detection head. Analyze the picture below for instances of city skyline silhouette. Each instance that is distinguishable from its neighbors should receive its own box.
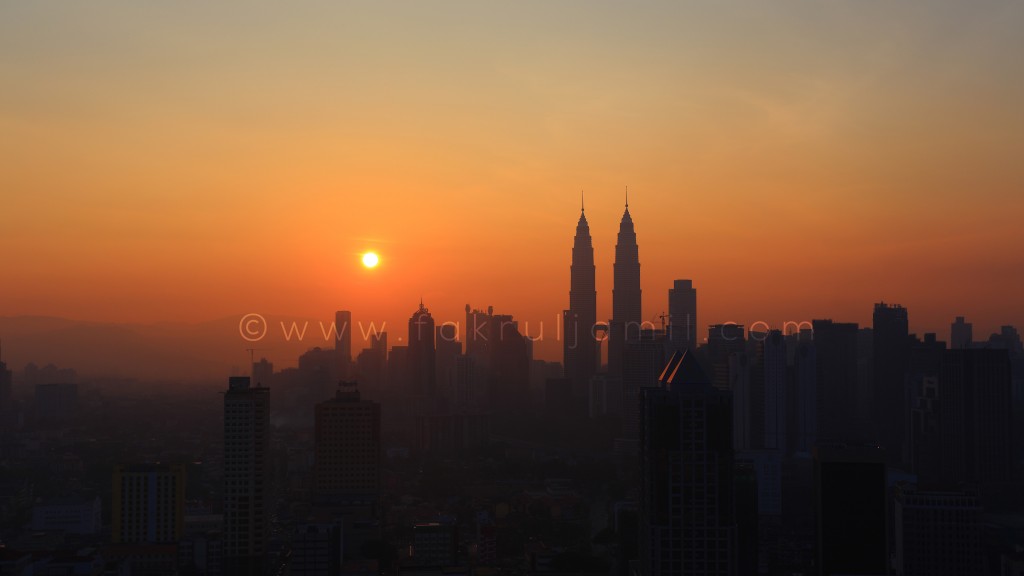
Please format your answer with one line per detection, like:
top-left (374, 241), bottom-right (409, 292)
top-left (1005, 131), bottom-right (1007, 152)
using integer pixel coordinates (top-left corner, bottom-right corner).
top-left (2, 2), bottom-right (1023, 575)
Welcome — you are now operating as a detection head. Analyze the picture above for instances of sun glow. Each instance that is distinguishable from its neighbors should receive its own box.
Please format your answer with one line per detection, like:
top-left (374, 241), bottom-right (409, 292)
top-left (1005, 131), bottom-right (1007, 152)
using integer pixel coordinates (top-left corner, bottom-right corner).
top-left (361, 252), bottom-right (380, 268)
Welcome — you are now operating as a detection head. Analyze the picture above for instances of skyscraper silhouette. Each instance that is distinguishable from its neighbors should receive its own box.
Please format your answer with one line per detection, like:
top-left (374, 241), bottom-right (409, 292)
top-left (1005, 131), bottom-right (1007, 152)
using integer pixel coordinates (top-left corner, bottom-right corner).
top-left (951, 316), bottom-right (973, 350)
top-left (812, 319), bottom-right (860, 443)
top-left (223, 376), bottom-right (269, 575)
top-left (939, 348), bottom-right (1013, 485)
top-left (640, 350), bottom-right (736, 575)
top-left (435, 323), bottom-right (460, 409)
top-left (314, 380), bottom-right (382, 554)
top-left (609, 192), bottom-right (642, 378)
top-left (408, 301), bottom-right (436, 399)
top-left (314, 382), bottom-right (381, 502)
top-left (334, 310), bottom-right (353, 381)
top-left (564, 196), bottom-right (598, 407)
top-left (668, 279), bottom-right (697, 352)
top-left (873, 302), bottom-right (911, 465)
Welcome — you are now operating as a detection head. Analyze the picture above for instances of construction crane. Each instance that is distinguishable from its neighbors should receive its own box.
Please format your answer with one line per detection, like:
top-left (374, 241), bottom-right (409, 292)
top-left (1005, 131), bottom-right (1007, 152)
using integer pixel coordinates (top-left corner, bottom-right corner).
top-left (653, 312), bottom-right (670, 331)
top-left (244, 348), bottom-right (271, 373)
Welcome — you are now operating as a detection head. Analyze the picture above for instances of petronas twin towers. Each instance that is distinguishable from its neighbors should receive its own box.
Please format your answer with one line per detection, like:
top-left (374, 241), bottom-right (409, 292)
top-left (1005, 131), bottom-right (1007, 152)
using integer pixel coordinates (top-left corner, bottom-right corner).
top-left (563, 193), bottom-right (641, 402)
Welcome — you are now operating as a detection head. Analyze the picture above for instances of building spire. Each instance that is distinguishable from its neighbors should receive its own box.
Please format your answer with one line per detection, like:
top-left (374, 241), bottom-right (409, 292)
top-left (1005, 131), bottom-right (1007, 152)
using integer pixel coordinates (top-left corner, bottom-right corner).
top-left (581, 189), bottom-right (585, 213)
top-left (625, 185), bottom-right (629, 209)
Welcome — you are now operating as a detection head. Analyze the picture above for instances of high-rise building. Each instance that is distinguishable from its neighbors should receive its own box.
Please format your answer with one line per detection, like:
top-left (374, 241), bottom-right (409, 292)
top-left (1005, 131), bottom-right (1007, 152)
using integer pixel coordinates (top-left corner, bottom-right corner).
top-left (465, 304), bottom-right (493, 362)
top-left (609, 195), bottom-right (642, 378)
top-left (435, 323), bottom-right (461, 408)
top-left (895, 487), bottom-right (985, 576)
top-left (639, 350), bottom-right (736, 576)
top-left (762, 330), bottom-right (787, 452)
top-left (873, 302), bottom-right (911, 464)
top-left (387, 344), bottom-right (408, 397)
top-left (907, 334), bottom-right (946, 483)
top-left (313, 381), bottom-right (382, 560)
top-left (938, 348), bottom-right (1013, 485)
top-left (812, 320), bottom-right (860, 443)
top-left (730, 352), bottom-right (753, 451)
top-left (334, 310), bottom-right (353, 381)
top-left (112, 464), bottom-right (185, 544)
top-left (951, 316), bottom-right (973, 350)
top-left (668, 279), bottom-right (697, 352)
top-left (488, 314), bottom-right (530, 414)
top-left (792, 338), bottom-right (817, 455)
top-left (408, 301), bottom-right (436, 399)
top-left (355, 331), bottom-right (387, 398)
top-left (454, 354), bottom-right (484, 411)
top-left (0, 350), bottom-right (12, 434)
top-left (223, 376), bottom-right (270, 574)
top-left (708, 323), bottom-right (745, 390)
top-left (815, 445), bottom-right (887, 576)
top-left (314, 382), bottom-right (381, 505)
top-left (620, 328), bottom-right (669, 441)
top-left (564, 198), bottom-right (598, 407)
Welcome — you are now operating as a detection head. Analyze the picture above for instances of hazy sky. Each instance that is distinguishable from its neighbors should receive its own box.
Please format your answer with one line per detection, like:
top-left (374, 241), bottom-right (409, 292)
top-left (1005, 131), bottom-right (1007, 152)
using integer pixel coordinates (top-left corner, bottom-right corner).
top-left (2, 1), bottom-right (1023, 361)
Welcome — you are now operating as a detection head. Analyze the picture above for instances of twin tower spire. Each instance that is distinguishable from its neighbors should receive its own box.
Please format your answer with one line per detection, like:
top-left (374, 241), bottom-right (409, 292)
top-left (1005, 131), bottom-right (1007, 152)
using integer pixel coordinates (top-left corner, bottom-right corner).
top-left (565, 189), bottom-right (641, 396)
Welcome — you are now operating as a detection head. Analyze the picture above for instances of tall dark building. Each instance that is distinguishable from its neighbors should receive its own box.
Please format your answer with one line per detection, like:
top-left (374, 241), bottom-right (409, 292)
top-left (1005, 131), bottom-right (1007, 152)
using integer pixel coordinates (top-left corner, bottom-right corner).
top-left (951, 316), bottom-right (972, 350)
top-left (488, 314), bottom-right (530, 414)
top-left (355, 331), bottom-right (387, 398)
top-left (609, 195), bottom-right (641, 378)
top-left (223, 376), bottom-right (270, 575)
top-left (435, 323), bottom-right (461, 408)
top-left (408, 301), bottom-right (436, 399)
top-left (314, 381), bottom-right (382, 560)
top-left (0, 351), bottom-right (13, 434)
top-left (621, 328), bottom-right (670, 442)
top-left (564, 198), bottom-right (598, 406)
top-left (708, 323), bottom-right (745, 390)
top-left (465, 304), bottom-right (494, 361)
top-left (815, 445), bottom-right (887, 576)
top-left (939, 348), bottom-right (1013, 485)
top-left (668, 279), bottom-right (697, 352)
top-left (762, 330), bottom-right (787, 452)
top-left (334, 310), bottom-right (353, 381)
top-left (314, 382), bottom-right (380, 506)
top-left (792, 337), bottom-right (817, 455)
top-left (873, 302), bottom-right (911, 464)
top-left (387, 345), bottom-right (408, 396)
top-left (639, 350), bottom-right (736, 575)
top-left (812, 320), bottom-right (860, 443)
top-left (907, 334), bottom-right (946, 482)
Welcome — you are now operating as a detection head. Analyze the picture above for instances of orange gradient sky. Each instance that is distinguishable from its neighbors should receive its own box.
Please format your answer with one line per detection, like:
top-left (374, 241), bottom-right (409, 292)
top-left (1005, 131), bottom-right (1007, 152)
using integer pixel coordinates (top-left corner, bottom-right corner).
top-left (2, 1), bottom-right (1023, 362)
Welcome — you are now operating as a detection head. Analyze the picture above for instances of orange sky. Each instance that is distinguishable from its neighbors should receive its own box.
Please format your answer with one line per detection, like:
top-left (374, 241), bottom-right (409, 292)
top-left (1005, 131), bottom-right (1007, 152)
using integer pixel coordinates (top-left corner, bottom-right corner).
top-left (2, 1), bottom-right (1023, 363)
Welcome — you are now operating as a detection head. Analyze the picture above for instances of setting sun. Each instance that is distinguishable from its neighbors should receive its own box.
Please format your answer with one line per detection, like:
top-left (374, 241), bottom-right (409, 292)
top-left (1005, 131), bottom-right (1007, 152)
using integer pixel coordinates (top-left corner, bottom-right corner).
top-left (361, 252), bottom-right (380, 269)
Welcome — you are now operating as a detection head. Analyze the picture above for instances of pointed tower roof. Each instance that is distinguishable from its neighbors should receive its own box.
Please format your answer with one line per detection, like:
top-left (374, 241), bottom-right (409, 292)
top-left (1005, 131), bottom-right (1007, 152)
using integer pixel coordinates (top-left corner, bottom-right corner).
top-left (658, 349), bottom-right (711, 390)
top-left (618, 186), bottom-right (634, 228)
top-left (577, 190), bottom-right (589, 228)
